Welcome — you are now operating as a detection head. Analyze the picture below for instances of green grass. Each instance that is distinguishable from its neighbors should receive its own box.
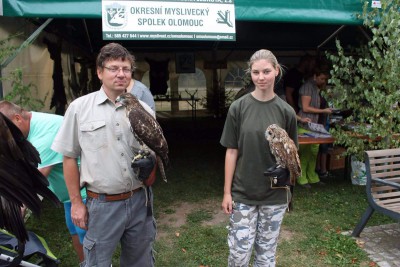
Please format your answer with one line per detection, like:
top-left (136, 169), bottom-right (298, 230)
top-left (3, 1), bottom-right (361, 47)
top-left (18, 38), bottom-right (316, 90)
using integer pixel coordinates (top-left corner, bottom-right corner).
top-left (25, 117), bottom-right (395, 266)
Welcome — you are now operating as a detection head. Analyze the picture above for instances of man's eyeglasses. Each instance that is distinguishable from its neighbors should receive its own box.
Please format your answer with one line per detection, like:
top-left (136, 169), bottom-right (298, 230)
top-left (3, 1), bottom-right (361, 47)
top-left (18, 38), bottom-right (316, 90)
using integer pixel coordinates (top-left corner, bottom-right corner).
top-left (103, 66), bottom-right (132, 74)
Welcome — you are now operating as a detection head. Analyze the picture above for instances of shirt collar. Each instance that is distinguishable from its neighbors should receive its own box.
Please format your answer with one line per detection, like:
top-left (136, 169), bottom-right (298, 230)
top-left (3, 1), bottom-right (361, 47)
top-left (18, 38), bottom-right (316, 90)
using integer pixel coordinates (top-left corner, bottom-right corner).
top-left (95, 87), bottom-right (109, 105)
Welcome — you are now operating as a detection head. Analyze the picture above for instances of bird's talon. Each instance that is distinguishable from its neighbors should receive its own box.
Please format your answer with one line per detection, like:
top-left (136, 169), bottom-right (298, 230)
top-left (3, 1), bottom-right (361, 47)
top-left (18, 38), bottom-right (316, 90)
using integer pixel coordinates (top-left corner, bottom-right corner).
top-left (132, 154), bottom-right (143, 161)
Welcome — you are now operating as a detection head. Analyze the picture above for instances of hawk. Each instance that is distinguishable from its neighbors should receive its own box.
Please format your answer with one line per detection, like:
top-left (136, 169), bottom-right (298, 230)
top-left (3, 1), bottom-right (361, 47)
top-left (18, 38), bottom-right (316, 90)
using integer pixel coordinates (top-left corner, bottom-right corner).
top-left (0, 112), bottom-right (60, 244)
top-left (116, 93), bottom-right (169, 182)
top-left (265, 124), bottom-right (301, 185)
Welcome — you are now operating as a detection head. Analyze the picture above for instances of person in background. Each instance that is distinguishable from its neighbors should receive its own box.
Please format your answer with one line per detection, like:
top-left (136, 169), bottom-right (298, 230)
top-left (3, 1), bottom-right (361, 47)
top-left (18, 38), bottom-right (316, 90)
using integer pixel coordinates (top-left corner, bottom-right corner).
top-left (297, 66), bottom-right (332, 188)
top-left (284, 54), bottom-right (316, 113)
top-left (0, 100), bottom-right (86, 264)
top-left (316, 92), bottom-right (331, 178)
top-left (128, 72), bottom-right (155, 111)
top-left (52, 42), bottom-right (156, 267)
top-left (221, 49), bottom-right (298, 266)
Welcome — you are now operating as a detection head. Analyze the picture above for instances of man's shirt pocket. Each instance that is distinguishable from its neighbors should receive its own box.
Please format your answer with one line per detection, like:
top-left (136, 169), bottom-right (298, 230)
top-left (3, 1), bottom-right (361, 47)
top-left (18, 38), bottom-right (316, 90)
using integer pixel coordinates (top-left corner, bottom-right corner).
top-left (80, 120), bottom-right (107, 151)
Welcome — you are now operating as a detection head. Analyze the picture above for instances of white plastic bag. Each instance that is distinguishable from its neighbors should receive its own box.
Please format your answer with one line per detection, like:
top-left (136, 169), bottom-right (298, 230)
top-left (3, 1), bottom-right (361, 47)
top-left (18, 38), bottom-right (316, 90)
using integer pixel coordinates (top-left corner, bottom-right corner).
top-left (351, 156), bottom-right (366, 185)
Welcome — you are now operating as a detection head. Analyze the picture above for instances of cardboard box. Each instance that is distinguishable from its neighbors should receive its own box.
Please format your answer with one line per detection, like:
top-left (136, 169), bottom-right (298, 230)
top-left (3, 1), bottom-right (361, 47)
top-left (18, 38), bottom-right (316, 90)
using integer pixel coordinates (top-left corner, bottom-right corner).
top-left (327, 146), bottom-right (346, 170)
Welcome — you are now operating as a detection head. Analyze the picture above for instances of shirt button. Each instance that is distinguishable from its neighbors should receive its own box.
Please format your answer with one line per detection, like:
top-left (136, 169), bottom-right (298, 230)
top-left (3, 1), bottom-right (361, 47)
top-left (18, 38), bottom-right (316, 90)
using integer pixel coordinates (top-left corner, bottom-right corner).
top-left (116, 123), bottom-right (119, 126)
top-left (117, 137), bottom-right (120, 141)
top-left (123, 168), bottom-right (126, 172)
top-left (121, 153), bottom-right (124, 156)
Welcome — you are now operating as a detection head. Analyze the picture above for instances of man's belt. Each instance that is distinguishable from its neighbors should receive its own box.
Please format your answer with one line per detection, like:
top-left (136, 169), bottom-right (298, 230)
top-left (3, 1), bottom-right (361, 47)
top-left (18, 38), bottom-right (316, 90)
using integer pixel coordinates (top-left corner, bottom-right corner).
top-left (87, 188), bottom-right (142, 202)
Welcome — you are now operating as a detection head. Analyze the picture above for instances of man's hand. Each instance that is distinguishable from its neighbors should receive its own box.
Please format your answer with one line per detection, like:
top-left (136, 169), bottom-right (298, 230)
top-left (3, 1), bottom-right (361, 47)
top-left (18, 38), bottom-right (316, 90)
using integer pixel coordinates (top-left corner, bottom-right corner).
top-left (264, 164), bottom-right (290, 186)
top-left (71, 201), bottom-right (88, 230)
top-left (131, 154), bottom-right (156, 181)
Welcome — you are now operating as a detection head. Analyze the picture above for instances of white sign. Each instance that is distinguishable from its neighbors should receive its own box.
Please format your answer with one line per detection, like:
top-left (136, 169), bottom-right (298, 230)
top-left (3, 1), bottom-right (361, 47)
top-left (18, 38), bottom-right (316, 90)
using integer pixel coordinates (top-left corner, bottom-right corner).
top-left (102, 0), bottom-right (236, 41)
top-left (371, 1), bottom-right (381, 8)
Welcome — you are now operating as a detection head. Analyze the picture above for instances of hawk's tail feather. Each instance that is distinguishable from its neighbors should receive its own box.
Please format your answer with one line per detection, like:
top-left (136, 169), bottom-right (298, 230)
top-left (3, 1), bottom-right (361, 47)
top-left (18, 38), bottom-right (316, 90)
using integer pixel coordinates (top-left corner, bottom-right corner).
top-left (157, 156), bottom-right (168, 182)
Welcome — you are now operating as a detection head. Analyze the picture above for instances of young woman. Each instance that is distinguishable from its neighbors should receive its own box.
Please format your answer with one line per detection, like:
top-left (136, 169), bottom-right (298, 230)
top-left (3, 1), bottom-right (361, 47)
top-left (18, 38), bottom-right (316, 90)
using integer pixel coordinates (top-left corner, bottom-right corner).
top-left (220, 49), bottom-right (298, 266)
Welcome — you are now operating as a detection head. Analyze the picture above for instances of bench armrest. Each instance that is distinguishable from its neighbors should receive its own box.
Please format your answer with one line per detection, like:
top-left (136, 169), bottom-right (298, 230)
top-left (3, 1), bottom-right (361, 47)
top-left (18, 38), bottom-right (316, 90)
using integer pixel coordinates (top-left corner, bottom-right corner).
top-left (371, 178), bottom-right (400, 189)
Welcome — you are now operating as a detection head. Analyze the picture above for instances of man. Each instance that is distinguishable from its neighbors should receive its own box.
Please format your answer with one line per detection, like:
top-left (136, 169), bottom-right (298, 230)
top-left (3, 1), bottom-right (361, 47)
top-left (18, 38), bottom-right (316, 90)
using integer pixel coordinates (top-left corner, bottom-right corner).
top-left (51, 43), bottom-right (156, 267)
top-left (0, 100), bottom-right (86, 264)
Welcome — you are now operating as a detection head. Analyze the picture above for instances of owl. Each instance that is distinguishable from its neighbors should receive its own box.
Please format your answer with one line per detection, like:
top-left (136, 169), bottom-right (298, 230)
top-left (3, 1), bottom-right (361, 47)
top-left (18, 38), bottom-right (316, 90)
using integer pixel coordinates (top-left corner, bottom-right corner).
top-left (265, 124), bottom-right (301, 185)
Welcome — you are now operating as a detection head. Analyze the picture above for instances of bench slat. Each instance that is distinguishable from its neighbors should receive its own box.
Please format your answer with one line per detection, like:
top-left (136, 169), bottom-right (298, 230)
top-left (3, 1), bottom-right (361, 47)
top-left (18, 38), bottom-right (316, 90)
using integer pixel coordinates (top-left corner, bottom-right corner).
top-left (369, 157), bottom-right (400, 165)
top-left (369, 161), bottom-right (400, 169)
top-left (366, 148), bottom-right (400, 158)
top-left (371, 191), bottom-right (400, 198)
top-left (370, 170), bottom-right (400, 177)
top-left (375, 198), bottom-right (400, 205)
top-left (371, 185), bottom-right (400, 192)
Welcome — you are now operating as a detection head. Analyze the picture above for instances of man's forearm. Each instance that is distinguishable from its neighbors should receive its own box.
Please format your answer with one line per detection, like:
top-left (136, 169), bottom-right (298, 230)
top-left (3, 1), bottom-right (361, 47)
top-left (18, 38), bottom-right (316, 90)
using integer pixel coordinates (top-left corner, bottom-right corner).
top-left (63, 156), bottom-right (82, 204)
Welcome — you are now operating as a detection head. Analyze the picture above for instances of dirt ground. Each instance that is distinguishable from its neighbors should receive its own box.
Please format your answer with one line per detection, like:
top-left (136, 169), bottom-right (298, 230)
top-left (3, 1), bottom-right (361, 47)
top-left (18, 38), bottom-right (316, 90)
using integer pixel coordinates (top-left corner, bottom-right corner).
top-left (156, 199), bottom-right (294, 241)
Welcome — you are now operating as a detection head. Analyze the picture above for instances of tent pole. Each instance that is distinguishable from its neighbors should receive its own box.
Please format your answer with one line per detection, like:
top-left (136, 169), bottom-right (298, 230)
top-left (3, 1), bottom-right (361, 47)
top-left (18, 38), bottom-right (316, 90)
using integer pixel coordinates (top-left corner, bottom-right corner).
top-left (82, 19), bottom-right (93, 53)
top-left (1, 18), bottom-right (53, 68)
top-left (317, 25), bottom-right (346, 50)
top-left (0, 18), bottom-right (53, 99)
top-left (357, 26), bottom-right (372, 41)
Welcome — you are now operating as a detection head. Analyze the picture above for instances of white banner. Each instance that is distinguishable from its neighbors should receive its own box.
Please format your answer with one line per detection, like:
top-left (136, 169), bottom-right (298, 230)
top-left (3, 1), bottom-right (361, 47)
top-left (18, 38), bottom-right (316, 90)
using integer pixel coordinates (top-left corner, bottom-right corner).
top-left (102, 0), bottom-right (236, 41)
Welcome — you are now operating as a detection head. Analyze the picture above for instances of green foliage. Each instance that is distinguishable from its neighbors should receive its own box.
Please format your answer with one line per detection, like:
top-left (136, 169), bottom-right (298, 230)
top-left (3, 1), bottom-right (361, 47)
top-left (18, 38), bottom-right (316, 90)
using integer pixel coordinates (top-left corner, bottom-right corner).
top-left (4, 68), bottom-right (45, 110)
top-left (0, 35), bottom-right (18, 63)
top-left (1, 34), bottom-right (45, 111)
top-left (326, 0), bottom-right (400, 160)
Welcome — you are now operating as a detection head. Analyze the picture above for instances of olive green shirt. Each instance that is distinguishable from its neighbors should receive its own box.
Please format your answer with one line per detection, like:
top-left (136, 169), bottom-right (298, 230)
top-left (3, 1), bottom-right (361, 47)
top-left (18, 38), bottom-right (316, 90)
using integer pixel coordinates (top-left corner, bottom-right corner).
top-left (220, 94), bottom-right (298, 205)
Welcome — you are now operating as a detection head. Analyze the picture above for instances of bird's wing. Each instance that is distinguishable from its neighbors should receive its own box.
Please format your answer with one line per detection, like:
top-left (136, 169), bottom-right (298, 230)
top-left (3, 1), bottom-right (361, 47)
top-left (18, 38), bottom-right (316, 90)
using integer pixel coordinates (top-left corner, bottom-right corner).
top-left (0, 196), bottom-right (27, 243)
top-left (0, 112), bottom-right (24, 160)
top-left (0, 113), bottom-right (60, 244)
top-left (285, 139), bottom-right (302, 181)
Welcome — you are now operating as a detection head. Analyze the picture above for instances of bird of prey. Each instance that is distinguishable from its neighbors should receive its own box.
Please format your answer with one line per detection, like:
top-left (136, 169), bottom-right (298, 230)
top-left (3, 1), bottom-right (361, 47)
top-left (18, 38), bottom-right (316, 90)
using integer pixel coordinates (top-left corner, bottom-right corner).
top-left (116, 93), bottom-right (169, 182)
top-left (0, 112), bottom-right (60, 244)
top-left (265, 124), bottom-right (301, 185)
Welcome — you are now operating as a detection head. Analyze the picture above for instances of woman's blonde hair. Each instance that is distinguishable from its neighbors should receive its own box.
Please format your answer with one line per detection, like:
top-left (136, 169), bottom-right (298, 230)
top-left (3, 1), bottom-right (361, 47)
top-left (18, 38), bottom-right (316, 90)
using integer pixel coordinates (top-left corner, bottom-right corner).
top-left (246, 49), bottom-right (283, 81)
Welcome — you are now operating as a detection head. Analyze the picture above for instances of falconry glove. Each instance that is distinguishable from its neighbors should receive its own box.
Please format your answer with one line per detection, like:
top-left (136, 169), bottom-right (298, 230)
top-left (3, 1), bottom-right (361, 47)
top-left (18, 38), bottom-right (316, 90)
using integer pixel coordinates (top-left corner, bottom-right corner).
top-left (131, 154), bottom-right (156, 182)
top-left (264, 164), bottom-right (291, 187)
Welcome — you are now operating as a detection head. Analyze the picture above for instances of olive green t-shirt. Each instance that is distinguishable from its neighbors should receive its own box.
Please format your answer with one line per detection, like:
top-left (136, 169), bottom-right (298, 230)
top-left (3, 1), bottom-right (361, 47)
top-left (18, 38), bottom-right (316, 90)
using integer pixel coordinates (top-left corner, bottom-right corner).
top-left (220, 94), bottom-right (298, 205)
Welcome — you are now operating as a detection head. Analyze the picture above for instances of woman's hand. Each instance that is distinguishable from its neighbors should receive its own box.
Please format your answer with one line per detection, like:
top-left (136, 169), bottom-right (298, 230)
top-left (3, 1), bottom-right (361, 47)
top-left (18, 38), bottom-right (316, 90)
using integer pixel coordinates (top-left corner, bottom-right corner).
top-left (221, 193), bottom-right (233, 214)
top-left (322, 108), bottom-right (333, 114)
top-left (297, 115), bottom-right (312, 123)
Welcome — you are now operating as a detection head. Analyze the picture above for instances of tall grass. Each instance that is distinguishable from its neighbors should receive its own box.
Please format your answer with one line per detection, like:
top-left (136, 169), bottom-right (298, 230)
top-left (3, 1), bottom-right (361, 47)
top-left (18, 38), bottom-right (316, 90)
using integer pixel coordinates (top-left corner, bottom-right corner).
top-left (26, 117), bottom-right (394, 266)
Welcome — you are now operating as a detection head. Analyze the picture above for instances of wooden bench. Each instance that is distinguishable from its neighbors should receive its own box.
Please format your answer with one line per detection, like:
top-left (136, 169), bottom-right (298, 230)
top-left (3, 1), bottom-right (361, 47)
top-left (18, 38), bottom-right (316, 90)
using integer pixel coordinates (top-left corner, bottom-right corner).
top-left (352, 148), bottom-right (400, 237)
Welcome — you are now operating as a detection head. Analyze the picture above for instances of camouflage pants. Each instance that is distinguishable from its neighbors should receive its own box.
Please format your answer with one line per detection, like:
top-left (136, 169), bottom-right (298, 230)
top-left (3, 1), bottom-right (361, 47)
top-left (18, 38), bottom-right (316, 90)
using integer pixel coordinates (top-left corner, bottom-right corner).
top-left (227, 202), bottom-right (287, 267)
